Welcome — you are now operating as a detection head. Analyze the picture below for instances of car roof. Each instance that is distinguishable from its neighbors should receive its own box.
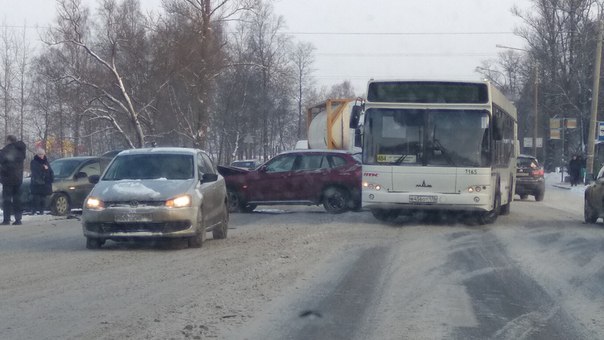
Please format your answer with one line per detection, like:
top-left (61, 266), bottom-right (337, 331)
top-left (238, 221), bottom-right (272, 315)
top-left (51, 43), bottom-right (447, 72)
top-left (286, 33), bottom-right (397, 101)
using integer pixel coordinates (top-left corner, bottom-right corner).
top-left (277, 149), bottom-right (354, 156)
top-left (52, 156), bottom-right (99, 161)
top-left (116, 147), bottom-right (200, 156)
top-left (518, 154), bottom-right (537, 160)
top-left (232, 159), bottom-right (258, 162)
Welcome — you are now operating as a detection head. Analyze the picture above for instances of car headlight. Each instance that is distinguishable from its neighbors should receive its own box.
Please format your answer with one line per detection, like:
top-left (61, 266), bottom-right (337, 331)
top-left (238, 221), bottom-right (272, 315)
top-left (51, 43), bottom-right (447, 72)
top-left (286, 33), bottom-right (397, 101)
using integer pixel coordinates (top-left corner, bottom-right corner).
top-left (85, 197), bottom-right (104, 210)
top-left (166, 194), bottom-right (192, 208)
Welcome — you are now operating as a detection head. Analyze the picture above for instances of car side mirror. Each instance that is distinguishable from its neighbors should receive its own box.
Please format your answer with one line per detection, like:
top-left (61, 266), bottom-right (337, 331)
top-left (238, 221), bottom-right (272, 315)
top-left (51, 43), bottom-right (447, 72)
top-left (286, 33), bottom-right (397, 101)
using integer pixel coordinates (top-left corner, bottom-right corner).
top-left (89, 175), bottom-right (100, 184)
top-left (201, 173), bottom-right (218, 183)
top-left (74, 171), bottom-right (88, 180)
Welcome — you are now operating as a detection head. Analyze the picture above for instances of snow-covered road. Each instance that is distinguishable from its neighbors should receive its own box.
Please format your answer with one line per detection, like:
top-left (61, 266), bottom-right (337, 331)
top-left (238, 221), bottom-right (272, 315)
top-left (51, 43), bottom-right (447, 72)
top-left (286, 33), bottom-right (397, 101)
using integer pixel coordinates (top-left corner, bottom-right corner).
top-left (0, 176), bottom-right (602, 339)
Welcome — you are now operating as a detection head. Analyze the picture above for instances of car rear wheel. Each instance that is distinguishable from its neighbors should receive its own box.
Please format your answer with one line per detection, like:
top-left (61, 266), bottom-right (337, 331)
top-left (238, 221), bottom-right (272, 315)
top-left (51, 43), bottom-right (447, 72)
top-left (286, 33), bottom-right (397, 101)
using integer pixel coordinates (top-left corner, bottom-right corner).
top-left (213, 204), bottom-right (229, 239)
top-left (86, 237), bottom-right (104, 249)
top-left (519, 194), bottom-right (528, 200)
top-left (51, 193), bottom-right (70, 216)
top-left (323, 187), bottom-right (349, 214)
top-left (534, 190), bottom-right (544, 202)
top-left (584, 198), bottom-right (598, 223)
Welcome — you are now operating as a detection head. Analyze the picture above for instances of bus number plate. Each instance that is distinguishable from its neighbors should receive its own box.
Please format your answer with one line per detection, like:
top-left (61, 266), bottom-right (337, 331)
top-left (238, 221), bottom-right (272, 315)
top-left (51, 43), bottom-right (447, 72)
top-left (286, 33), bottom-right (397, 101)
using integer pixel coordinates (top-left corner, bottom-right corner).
top-left (409, 195), bottom-right (438, 204)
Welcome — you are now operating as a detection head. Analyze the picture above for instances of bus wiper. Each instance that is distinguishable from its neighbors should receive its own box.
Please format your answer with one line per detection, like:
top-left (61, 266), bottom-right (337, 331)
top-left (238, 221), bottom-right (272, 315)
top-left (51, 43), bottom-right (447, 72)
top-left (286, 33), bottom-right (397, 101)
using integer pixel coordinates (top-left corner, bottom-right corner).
top-left (433, 138), bottom-right (456, 166)
top-left (393, 154), bottom-right (409, 164)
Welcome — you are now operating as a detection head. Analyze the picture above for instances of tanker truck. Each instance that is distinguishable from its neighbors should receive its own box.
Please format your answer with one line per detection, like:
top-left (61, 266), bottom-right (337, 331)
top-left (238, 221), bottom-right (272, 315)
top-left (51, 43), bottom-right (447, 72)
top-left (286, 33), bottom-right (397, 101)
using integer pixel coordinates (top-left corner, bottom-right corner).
top-left (305, 98), bottom-right (362, 151)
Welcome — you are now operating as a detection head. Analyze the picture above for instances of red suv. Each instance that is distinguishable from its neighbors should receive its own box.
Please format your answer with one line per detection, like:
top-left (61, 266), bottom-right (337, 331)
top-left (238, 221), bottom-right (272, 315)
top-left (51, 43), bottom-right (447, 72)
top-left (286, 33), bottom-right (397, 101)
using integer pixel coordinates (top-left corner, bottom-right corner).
top-left (218, 150), bottom-right (361, 213)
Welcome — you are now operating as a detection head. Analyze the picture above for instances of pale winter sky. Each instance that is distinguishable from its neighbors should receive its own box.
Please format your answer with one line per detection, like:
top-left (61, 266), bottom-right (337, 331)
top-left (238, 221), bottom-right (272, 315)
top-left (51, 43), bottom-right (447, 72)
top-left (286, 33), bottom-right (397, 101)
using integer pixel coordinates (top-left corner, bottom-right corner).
top-left (1, 0), bottom-right (532, 93)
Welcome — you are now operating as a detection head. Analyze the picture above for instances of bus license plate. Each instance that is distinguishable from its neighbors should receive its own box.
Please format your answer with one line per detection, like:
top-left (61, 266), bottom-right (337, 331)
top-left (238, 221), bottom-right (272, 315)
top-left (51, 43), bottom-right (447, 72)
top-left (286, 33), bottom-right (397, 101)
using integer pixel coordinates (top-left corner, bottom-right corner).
top-left (409, 195), bottom-right (438, 204)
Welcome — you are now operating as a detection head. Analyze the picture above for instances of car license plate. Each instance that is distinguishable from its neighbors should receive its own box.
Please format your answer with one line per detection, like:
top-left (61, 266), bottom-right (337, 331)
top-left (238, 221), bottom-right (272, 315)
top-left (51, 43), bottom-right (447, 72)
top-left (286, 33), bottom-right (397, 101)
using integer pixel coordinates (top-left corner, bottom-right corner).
top-left (114, 212), bottom-right (151, 223)
top-left (409, 195), bottom-right (438, 204)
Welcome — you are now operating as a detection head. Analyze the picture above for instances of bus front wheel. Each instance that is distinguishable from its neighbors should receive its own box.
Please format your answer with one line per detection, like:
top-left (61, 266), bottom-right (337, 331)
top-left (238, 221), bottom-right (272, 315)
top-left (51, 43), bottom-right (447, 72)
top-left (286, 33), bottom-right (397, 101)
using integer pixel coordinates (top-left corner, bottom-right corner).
top-left (371, 209), bottom-right (399, 222)
top-left (478, 193), bottom-right (500, 225)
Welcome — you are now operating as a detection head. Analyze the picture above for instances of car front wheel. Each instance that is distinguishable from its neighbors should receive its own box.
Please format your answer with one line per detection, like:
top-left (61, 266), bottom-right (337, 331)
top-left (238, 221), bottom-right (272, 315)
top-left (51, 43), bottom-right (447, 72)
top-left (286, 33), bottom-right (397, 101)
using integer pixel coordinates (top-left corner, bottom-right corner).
top-left (213, 204), bottom-right (229, 239)
top-left (51, 193), bottom-right (70, 216)
top-left (584, 198), bottom-right (598, 224)
top-left (188, 209), bottom-right (206, 248)
top-left (227, 189), bottom-right (241, 213)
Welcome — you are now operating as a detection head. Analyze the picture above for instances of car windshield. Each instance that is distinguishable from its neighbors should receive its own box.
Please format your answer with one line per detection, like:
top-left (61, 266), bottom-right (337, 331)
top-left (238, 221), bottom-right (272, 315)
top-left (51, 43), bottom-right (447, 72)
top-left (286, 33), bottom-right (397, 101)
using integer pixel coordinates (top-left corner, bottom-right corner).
top-left (517, 157), bottom-right (539, 168)
top-left (102, 153), bottom-right (194, 180)
top-left (50, 158), bottom-right (86, 179)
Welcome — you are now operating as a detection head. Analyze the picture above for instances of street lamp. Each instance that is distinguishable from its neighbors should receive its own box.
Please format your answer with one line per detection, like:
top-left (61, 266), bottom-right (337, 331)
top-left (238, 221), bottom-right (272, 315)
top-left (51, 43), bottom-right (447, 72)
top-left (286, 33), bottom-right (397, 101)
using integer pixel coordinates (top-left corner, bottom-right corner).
top-left (495, 44), bottom-right (539, 158)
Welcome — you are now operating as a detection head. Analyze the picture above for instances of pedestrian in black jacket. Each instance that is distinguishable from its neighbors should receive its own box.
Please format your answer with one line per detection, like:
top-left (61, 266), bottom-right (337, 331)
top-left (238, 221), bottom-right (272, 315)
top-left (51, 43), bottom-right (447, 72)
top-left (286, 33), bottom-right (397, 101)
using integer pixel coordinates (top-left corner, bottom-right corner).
top-left (0, 135), bottom-right (26, 225)
top-left (30, 148), bottom-right (53, 215)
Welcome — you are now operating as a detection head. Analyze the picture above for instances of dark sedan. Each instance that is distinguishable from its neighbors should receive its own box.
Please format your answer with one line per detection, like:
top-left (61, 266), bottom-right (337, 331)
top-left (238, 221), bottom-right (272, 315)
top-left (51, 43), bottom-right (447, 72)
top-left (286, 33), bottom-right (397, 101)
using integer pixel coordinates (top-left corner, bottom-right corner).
top-left (21, 156), bottom-right (110, 215)
top-left (218, 149), bottom-right (361, 214)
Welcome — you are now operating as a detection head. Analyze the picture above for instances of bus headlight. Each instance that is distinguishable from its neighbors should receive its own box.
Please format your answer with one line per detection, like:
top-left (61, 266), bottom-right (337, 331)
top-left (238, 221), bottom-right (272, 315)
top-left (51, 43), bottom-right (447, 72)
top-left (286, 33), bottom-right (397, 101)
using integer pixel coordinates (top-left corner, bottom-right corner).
top-left (363, 181), bottom-right (382, 191)
top-left (467, 186), bottom-right (483, 193)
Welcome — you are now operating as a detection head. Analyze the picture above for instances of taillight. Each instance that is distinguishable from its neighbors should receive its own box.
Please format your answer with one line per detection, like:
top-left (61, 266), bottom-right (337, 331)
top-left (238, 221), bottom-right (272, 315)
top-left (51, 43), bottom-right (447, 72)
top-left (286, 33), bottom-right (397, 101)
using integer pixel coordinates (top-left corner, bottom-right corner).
top-left (531, 169), bottom-right (544, 176)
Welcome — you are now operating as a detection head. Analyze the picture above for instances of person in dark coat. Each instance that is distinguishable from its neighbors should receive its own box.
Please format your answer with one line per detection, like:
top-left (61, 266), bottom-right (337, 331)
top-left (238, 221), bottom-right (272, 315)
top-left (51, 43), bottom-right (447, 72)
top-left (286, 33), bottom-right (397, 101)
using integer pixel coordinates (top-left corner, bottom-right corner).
top-left (568, 155), bottom-right (581, 186)
top-left (30, 148), bottom-right (54, 215)
top-left (0, 135), bottom-right (27, 225)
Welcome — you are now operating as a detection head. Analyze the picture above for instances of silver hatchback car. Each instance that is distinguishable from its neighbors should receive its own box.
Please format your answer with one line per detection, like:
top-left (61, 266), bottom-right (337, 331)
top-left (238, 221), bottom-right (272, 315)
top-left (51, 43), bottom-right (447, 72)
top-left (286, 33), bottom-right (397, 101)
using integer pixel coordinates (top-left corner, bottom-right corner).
top-left (82, 148), bottom-right (229, 249)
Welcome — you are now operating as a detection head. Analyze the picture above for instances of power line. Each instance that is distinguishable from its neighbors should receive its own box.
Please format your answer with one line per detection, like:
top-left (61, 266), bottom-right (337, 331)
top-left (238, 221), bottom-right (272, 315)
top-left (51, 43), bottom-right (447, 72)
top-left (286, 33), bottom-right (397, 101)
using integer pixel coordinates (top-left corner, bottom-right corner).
top-left (0, 24), bottom-right (49, 29)
top-left (316, 52), bottom-right (495, 57)
top-left (282, 31), bottom-right (515, 36)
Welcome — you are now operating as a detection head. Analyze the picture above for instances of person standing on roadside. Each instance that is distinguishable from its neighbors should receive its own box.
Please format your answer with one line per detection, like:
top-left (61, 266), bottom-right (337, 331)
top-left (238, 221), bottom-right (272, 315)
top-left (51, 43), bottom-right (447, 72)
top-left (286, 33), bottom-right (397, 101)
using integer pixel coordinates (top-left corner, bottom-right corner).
top-left (30, 148), bottom-right (53, 215)
top-left (568, 155), bottom-right (581, 186)
top-left (0, 135), bottom-right (26, 225)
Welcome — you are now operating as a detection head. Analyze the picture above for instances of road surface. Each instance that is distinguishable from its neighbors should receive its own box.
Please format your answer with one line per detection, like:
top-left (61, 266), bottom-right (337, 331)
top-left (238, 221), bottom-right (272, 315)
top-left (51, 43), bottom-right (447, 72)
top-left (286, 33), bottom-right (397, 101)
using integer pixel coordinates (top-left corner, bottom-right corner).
top-left (0, 176), bottom-right (602, 339)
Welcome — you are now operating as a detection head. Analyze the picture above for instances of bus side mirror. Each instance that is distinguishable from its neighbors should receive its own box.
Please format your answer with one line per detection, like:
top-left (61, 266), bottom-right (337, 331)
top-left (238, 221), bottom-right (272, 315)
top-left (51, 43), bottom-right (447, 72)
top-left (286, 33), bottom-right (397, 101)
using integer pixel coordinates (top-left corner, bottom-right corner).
top-left (349, 105), bottom-right (362, 129)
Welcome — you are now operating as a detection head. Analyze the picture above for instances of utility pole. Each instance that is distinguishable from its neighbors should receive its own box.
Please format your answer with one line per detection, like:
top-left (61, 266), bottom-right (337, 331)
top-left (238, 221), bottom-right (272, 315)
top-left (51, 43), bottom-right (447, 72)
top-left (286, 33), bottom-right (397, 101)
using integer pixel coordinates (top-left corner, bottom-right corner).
top-left (587, 18), bottom-right (604, 182)
top-left (533, 64), bottom-right (539, 157)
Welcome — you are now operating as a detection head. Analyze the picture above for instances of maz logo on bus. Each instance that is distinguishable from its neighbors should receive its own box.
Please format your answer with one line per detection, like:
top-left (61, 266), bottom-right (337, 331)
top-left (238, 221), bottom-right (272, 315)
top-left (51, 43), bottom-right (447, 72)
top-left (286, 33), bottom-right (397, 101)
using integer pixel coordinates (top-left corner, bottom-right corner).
top-left (364, 172), bottom-right (378, 177)
top-left (416, 180), bottom-right (432, 188)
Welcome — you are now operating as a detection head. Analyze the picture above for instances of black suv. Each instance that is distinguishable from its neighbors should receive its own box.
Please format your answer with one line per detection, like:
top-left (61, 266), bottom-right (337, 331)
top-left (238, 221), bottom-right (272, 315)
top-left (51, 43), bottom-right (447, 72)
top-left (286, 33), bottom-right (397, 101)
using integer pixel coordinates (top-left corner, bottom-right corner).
top-left (515, 154), bottom-right (545, 201)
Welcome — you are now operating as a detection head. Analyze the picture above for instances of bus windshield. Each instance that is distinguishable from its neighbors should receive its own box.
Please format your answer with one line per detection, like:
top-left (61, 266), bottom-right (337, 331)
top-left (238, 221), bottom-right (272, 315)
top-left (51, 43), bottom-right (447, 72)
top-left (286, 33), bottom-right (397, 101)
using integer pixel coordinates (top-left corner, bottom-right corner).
top-left (363, 108), bottom-right (491, 167)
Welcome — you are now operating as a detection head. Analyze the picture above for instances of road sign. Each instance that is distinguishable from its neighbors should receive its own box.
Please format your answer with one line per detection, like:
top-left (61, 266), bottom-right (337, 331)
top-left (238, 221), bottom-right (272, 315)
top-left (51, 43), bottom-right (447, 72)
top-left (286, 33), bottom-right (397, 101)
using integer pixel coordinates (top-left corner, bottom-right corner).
top-left (536, 138), bottom-right (543, 147)
top-left (550, 129), bottom-right (561, 139)
top-left (599, 122), bottom-right (604, 141)
top-left (524, 137), bottom-right (533, 147)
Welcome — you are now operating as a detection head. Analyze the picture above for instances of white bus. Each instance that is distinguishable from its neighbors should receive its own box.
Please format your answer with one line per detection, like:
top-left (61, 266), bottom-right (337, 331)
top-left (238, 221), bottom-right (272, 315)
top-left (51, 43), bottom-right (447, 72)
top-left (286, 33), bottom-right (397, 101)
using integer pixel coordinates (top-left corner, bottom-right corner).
top-left (349, 80), bottom-right (518, 224)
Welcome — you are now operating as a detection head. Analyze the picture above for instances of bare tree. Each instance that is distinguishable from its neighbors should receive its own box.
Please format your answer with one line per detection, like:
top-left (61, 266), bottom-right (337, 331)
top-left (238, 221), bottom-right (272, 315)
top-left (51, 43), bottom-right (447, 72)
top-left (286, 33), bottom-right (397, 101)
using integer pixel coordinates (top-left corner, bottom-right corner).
top-left (235, 0), bottom-right (293, 159)
top-left (511, 0), bottom-right (600, 166)
top-left (290, 41), bottom-right (315, 139)
top-left (0, 22), bottom-right (17, 138)
top-left (45, 0), bottom-right (160, 148)
top-left (326, 80), bottom-right (357, 99)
